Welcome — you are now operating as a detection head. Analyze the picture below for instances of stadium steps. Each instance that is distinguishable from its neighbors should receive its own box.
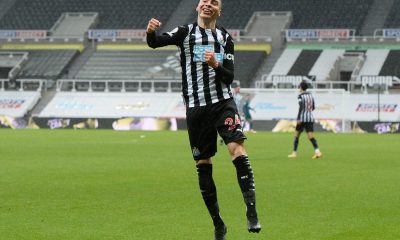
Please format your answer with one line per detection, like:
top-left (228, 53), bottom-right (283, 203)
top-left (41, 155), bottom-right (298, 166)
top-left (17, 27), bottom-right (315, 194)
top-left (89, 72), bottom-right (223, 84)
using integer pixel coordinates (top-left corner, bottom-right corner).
top-left (66, 43), bottom-right (95, 79)
top-left (30, 89), bottom-right (58, 117)
top-left (360, 0), bottom-right (394, 36)
top-left (52, 12), bottom-right (98, 37)
top-left (255, 48), bottom-right (284, 83)
top-left (162, 0), bottom-right (197, 33)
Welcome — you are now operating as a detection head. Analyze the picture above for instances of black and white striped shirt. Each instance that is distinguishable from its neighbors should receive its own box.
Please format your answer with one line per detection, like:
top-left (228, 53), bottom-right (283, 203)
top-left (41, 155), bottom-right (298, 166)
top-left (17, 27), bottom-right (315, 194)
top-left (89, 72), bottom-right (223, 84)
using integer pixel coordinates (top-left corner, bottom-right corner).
top-left (297, 92), bottom-right (315, 122)
top-left (147, 22), bottom-right (234, 108)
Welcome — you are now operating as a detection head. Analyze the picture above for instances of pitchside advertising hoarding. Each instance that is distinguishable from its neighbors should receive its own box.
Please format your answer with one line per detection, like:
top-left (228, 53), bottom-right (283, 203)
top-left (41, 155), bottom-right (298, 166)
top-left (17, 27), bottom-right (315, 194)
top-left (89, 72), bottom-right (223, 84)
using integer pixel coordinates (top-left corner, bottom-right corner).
top-left (0, 91), bottom-right (41, 118)
top-left (1, 91), bottom-right (399, 132)
top-left (251, 92), bottom-right (399, 122)
top-left (37, 92), bottom-right (186, 119)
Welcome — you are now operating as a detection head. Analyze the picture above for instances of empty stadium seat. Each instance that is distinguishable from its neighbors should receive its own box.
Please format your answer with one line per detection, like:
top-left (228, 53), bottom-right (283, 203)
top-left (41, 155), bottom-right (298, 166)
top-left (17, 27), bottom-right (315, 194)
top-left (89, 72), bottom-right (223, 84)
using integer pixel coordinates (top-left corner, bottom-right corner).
top-left (187, 0), bottom-right (373, 33)
top-left (384, 1), bottom-right (400, 28)
top-left (0, 0), bottom-right (181, 30)
top-left (235, 51), bottom-right (267, 87)
top-left (74, 50), bottom-right (180, 80)
top-left (16, 50), bottom-right (78, 79)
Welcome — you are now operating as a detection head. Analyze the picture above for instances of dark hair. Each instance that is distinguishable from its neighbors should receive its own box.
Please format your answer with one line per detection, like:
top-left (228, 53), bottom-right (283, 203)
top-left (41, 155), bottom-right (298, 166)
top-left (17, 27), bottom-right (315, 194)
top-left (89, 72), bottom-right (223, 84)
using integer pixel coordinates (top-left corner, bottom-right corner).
top-left (299, 81), bottom-right (309, 91)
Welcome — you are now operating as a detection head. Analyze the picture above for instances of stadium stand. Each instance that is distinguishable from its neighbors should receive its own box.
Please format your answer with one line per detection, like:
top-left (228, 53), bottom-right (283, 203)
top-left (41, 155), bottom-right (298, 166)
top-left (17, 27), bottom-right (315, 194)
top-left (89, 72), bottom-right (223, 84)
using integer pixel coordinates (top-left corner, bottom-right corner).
top-left (0, 0), bottom-right (181, 30)
top-left (266, 49), bottom-right (302, 79)
top-left (287, 50), bottom-right (322, 76)
top-left (0, 52), bottom-right (23, 68)
top-left (14, 50), bottom-right (78, 80)
top-left (0, 51), bottom-right (28, 80)
top-left (309, 50), bottom-right (345, 81)
top-left (379, 50), bottom-right (400, 78)
top-left (384, 0), bottom-right (400, 28)
top-left (233, 51), bottom-right (267, 87)
top-left (187, 0), bottom-right (373, 32)
top-left (356, 50), bottom-right (390, 82)
top-left (51, 13), bottom-right (98, 37)
top-left (74, 49), bottom-right (266, 88)
top-left (74, 50), bottom-right (180, 80)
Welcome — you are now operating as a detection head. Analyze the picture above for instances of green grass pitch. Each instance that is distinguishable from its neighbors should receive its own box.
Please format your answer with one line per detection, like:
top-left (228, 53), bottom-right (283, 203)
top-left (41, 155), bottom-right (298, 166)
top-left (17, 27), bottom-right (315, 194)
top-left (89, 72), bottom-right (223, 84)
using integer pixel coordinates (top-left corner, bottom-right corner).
top-left (1, 129), bottom-right (399, 240)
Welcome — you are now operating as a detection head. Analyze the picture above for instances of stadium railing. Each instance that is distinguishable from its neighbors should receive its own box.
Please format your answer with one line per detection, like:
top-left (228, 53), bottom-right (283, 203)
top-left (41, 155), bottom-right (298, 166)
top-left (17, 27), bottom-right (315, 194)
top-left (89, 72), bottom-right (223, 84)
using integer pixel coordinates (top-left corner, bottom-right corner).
top-left (55, 79), bottom-right (242, 93)
top-left (255, 76), bottom-right (399, 94)
top-left (56, 79), bottom-right (182, 93)
top-left (0, 79), bottom-right (46, 92)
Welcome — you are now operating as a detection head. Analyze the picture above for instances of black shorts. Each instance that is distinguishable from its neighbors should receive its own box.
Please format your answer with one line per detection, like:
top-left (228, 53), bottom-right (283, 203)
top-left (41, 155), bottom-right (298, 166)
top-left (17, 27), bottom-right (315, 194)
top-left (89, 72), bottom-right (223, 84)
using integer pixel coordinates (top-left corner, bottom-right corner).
top-left (186, 98), bottom-right (246, 160)
top-left (296, 122), bottom-right (314, 133)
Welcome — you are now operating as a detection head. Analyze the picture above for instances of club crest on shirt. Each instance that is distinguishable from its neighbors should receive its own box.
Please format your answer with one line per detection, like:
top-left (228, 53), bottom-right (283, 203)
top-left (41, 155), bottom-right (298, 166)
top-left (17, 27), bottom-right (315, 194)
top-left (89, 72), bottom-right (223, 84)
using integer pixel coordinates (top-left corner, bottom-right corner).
top-left (218, 36), bottom-right (226, 46)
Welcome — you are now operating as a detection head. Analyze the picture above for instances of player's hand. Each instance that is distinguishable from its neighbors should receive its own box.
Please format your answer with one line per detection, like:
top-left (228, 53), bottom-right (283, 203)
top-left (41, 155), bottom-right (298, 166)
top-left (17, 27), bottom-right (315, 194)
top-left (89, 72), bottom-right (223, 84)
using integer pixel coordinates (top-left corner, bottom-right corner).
top-left (146, 18), bottom-right (162, 33)
top-left (204, 50), bottom-right (219, 69)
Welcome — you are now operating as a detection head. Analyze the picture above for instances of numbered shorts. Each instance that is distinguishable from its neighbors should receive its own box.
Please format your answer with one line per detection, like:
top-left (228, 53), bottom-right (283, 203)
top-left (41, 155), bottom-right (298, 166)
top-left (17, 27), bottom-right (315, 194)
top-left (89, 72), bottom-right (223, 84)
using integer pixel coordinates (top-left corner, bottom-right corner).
top-left (186, 98), bottom-right (246, 160)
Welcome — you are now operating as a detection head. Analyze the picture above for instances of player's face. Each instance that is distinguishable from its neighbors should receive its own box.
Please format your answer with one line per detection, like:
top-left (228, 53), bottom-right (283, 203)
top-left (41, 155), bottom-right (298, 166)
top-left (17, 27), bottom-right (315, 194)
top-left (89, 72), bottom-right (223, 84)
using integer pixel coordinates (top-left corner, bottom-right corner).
top-left (197, 0), bottom-right (221, 20)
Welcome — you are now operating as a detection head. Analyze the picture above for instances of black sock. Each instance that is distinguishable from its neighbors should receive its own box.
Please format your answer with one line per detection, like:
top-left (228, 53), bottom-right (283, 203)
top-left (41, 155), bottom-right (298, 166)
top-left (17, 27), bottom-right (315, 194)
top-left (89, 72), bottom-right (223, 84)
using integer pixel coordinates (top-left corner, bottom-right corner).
top-left (310, 137), bottom-right (319, 150)
top-left (232, 155), bottom-right (257, 216)
top-left (294, 136), bottom-right (299, 151)
top-left (196, 164), bottom-right (224, 226)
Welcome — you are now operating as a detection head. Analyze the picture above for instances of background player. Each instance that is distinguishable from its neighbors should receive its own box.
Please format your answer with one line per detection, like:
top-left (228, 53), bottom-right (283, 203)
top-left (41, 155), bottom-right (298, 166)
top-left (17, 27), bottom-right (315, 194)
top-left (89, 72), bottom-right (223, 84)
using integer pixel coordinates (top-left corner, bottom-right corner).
top-left (288, 81), bottom-right (322, 159)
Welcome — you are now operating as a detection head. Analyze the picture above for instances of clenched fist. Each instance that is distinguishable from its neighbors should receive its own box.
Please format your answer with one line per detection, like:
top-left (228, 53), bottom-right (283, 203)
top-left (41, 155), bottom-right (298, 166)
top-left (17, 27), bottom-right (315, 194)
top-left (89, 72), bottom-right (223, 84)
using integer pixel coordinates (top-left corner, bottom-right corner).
top-left (146, 18), bottom-right (162, 33)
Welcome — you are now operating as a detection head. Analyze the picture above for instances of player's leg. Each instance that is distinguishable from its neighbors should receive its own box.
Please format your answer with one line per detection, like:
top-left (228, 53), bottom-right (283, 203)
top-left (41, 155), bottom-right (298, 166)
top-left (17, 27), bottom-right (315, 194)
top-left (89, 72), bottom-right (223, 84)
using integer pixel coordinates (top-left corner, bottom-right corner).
top-left (306, 123), bottom-right (322, 158)
top-left (249, 118), bottom-right (256, 133)
top-left (216, 99), bottom-right (261, 233)
top-left (288, 122), bottom-right (303, 158)
top-left (227, 142), bottom-right (261, 233)
top-left (187, 106), bottom-right (226, 239)
top-left (196, 159), bottom-right (226, 239)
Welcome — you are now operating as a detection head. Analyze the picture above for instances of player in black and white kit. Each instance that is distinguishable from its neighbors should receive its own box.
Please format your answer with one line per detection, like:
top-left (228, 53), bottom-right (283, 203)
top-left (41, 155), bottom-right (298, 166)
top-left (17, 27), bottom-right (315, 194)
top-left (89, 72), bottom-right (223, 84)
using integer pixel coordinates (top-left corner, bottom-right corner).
top-left (288, 81), bottom-right (322, 159)
top-left (146, 0), bottom-right (261, 239)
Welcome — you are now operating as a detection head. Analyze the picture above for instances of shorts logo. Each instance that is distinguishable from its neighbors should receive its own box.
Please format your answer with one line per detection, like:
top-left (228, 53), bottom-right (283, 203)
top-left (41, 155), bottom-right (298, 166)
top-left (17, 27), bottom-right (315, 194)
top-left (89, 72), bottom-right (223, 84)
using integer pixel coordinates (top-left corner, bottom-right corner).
top-left (192, 147), bottom-right (201, 157)
top-left (224, 117), bottom-right (234, 130)
top-left (224, 115), bottom-right (241, 131)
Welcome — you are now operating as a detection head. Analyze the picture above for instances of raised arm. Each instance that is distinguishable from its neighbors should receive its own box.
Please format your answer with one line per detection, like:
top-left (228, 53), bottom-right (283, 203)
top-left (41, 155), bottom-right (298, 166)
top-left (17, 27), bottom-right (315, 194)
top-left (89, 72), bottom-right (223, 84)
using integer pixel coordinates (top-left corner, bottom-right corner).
top-left (146, 18), bottom-right (184, 48)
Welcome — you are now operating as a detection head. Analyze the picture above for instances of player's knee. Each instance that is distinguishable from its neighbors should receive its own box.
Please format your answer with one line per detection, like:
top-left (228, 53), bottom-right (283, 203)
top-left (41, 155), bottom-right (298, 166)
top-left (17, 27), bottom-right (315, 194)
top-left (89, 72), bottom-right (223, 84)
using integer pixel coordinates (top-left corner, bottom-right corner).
top-left (227, 142), bottom-right (246, 159)
top-left (196, 158), bottom-right (212, 165)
